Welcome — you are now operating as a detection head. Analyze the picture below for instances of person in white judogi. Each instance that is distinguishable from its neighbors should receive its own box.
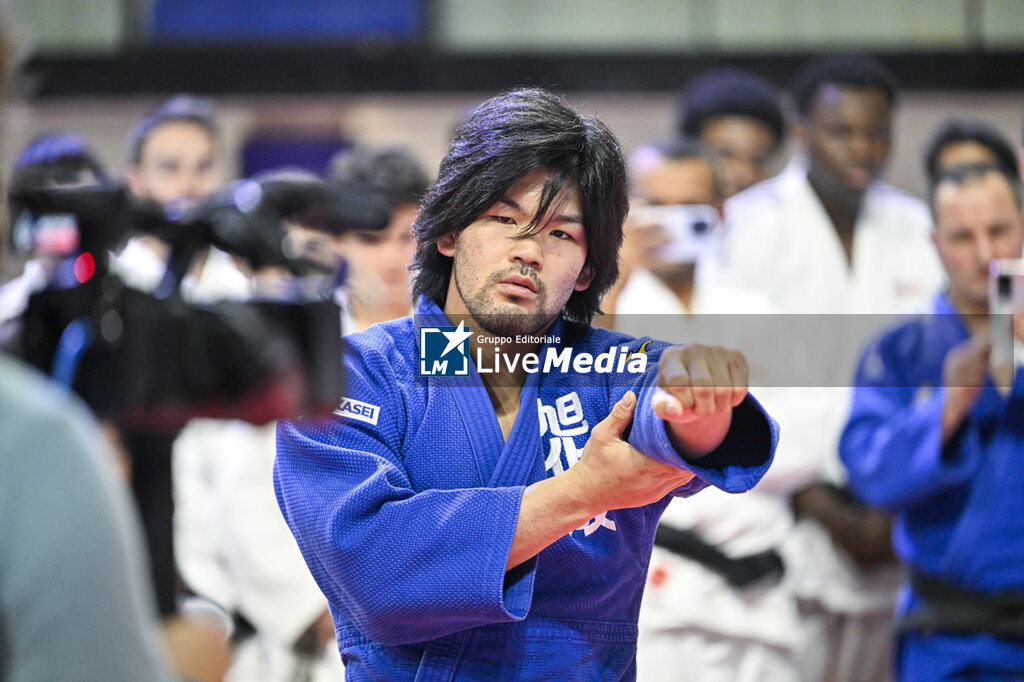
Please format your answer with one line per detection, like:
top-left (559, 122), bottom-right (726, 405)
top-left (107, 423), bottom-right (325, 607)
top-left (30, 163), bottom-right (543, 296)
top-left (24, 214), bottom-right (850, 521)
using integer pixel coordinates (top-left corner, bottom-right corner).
top-left (714, 57), bottom-right (944, 682)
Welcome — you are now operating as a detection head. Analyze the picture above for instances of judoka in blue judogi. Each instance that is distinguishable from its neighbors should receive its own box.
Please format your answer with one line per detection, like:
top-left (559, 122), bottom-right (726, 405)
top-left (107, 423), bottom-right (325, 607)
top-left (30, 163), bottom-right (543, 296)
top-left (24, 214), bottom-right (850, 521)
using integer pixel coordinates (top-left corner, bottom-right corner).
top-left (275, 89), bottom-right (777, 680)
top-left (841, 162), bottom-right (1024, 680)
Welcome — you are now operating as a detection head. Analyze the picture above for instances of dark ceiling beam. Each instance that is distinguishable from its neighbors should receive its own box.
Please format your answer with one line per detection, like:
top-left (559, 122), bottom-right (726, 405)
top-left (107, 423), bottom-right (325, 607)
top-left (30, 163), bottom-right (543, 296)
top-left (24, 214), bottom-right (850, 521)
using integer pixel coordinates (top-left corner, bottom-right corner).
top-left (20, 47), bottom-right (1024, 98)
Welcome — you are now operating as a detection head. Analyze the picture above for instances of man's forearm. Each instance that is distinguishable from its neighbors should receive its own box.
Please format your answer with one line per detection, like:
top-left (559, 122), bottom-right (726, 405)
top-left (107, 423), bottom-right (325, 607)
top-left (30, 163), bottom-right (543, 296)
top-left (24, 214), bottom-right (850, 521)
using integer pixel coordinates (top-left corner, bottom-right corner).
top-left (505, 392), bottom-right (700, 571)
top-left (506, 469), bottom-right (596, 570)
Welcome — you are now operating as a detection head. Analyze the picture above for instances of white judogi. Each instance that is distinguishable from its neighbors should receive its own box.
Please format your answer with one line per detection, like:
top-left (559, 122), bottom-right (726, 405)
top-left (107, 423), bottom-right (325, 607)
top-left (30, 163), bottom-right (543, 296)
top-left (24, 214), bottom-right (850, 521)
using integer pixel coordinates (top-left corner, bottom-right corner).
top-left (110, 238), bottom-right (252, 303)
top-left (618, 268), bottom-right (820, 682)
top-left (713, 160), bottom-right (944, 682)
top-left (717, 162), bottom-right (941, 315)
top-left (173, 421), bottom-right (345, 682)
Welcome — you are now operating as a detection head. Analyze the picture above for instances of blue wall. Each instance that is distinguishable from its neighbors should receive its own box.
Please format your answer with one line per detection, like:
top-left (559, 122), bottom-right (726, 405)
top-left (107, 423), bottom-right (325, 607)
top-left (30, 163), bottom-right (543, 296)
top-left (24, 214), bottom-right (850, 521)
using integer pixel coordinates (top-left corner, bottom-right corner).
top-left (152, 0), bottom-right (424, 43)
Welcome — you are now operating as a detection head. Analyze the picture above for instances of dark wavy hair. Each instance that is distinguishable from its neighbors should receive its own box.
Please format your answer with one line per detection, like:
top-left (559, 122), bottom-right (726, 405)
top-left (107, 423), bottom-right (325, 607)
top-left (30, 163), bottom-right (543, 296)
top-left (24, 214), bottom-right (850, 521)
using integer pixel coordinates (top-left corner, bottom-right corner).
top-left (678, 68), bottom-right (785, 149)
top-left (411, 88), bottom-right (628, 324)
top-left (328, 144), bottom-right (430, 210)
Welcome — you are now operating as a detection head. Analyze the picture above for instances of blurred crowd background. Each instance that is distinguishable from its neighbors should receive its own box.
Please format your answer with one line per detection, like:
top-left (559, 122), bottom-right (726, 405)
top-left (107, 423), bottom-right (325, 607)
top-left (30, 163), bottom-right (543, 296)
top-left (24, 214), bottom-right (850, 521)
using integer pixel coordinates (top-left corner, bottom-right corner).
top-left (1, 2), bottom-right (1023, 682)
top-left (3, 0), bottom-right (1023, 198)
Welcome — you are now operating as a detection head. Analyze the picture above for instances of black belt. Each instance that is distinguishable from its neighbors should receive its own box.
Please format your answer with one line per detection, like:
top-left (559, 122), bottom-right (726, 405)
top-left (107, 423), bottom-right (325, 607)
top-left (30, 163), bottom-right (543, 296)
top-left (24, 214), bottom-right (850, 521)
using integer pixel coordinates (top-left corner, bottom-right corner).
top-left (653, 525), bottom-right (784, 588)
top-left (896, 571), bottom-right (1024, 640)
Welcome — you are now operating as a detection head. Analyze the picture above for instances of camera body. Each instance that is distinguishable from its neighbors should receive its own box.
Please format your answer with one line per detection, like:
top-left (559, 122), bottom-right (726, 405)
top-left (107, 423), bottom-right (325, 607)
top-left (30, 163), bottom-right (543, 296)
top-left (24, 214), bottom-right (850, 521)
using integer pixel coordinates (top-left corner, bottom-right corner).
top-left (629, 204), bottom-right (719, 265)
top-left (6, 175), bottom-right (389, 430)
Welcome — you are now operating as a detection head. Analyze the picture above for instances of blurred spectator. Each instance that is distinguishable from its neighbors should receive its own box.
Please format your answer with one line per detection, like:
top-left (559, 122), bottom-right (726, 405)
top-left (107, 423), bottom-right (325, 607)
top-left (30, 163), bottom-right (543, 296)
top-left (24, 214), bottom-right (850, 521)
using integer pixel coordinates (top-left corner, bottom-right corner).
top-left (0, 132), bottom-right (113, 330)
top-left (126, 93), bottom-right (222, 211)
top-left (602, 136), bottom-right (724, 320)
top-left (175, 146), bottom-right (426, 682)
top-left (12, 130), bottom-right (112, 187)
top-left (113, 93), bottom-right (249, 301)
top-left (678, 67), bottom-right (787, 199)
top-left (327, 143), bottom-right (429, 329)
top-left (718, 54), bottom-right (943, 310)
top-left (108, 97), bottom-right (244, 681)
top-left (716, 55), bottom-right (945, 682)
top-left (841, 162), bottom-right (1024, 679)
top-left (923, 117), bottom-right (1020, 185)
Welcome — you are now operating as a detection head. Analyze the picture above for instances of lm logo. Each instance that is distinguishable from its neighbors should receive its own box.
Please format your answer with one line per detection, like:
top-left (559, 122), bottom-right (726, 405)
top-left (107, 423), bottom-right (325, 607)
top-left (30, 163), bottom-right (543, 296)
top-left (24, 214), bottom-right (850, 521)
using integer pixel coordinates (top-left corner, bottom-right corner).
top-left (334, 397), bottom-right (380, 425)
top-left (419, 320), bottom-right (471, 376)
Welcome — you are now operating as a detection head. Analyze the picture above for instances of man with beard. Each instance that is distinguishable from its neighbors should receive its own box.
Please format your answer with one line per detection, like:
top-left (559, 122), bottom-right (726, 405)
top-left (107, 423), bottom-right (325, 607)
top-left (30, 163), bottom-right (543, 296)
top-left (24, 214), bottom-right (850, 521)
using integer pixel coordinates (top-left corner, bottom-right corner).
top-left (841, 163), bottom-right (1024, 679)
top-left (274, 88), bottom-right (778, 681)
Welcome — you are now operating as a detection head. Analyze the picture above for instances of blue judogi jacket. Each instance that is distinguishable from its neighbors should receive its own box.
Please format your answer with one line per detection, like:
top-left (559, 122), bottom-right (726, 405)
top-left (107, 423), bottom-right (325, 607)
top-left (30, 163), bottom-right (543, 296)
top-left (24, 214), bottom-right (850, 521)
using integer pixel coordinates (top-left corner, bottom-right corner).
top-left (275, 296), bottom-right (776, 681)
top-left (841, 293), bottom-right (1024, 678)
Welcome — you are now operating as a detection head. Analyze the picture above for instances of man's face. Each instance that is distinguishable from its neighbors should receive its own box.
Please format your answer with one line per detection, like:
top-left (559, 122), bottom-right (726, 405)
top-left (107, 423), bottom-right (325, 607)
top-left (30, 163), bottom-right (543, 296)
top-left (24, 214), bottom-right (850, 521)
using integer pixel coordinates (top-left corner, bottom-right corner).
top-left (438, 167), bottom-right (591, 336)
top-left (342, 202), bottom-right (418, 304)
top-left (802, 84), bottom-right (892, 204)
top-left (127, 120), bottom-right (220, 208)
top-left (933, 172), bottom-right (1024, 310)
top-left (699, 115), bottom-right (778, 199)
top-left (628, 153), bottom-right (717, 276)
top-left (633, 154), bottom-right (717, 208)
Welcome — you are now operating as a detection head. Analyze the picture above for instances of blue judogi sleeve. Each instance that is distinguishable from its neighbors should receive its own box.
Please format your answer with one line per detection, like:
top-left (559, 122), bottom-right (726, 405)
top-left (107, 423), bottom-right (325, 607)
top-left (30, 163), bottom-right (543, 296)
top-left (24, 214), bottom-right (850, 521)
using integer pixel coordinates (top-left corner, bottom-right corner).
top-left (611, 337), bottom-right (777, 497)
top-left (840, 333), bottom-right (983, 513)
top-left (274, 334), bottom-right (533, 646)
top-left (630, 382), bottom-right (776, 496)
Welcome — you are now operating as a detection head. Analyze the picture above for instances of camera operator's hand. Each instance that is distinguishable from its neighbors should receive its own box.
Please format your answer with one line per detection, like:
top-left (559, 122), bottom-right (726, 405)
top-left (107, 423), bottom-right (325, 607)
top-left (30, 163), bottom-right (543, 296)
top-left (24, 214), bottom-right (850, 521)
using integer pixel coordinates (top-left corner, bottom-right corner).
top-left (941, 333), bottom-right (990, 443)
top-left (622, 210), bottom-right (672, 273)
top-left (597, 209), bottom-right (669, 323)
top-left (654, 344), bottom-right (748, 459)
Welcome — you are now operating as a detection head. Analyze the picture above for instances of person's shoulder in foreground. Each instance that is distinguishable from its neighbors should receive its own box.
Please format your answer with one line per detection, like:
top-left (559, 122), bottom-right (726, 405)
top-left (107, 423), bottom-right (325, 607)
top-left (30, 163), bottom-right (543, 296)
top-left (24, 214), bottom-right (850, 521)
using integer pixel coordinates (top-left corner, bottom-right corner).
top-left (0, 354), bottom-right (173, 682)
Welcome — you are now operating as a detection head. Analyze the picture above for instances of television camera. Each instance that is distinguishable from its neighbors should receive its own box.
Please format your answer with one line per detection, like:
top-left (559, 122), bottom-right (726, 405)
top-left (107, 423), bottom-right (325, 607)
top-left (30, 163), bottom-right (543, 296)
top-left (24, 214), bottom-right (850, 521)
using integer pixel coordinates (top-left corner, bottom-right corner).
top-left (5, 169), bottom-right (388, 431)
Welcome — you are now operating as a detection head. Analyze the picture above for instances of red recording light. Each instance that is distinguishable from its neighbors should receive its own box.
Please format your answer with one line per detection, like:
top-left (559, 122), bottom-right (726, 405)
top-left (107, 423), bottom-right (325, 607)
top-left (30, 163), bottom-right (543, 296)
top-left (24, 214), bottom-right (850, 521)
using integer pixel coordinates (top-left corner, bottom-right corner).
top-left (73, 252), bottom-right (95, 283)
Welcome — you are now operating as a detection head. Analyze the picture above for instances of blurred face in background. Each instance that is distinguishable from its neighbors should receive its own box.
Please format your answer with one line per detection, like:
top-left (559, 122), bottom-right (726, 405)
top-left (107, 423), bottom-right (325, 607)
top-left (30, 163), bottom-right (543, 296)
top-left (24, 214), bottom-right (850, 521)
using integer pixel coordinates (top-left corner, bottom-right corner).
top-left (801, 84), bottom-right (892, 208)
top-left (632, 152), bottom-right (718, 209)
top-left (342, 202), bottom-right (418, 314)
top-left (127, 120), bottom-right (220, 209)
top-left (699, 115), bottom-right (779, 199)
top-left (932, 171), bottom-right (1024, 312)
top-left (627, 151), bottom-right (718, 279)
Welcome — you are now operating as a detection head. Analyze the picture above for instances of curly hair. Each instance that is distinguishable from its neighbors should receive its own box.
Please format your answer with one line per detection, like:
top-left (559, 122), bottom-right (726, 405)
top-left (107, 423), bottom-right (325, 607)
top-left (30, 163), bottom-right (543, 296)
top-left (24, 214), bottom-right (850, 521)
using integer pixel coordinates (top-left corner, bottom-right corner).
top-left (791, 56), bottom-right (899, 118)
top-left (678, 68), bottom-right (785, 149)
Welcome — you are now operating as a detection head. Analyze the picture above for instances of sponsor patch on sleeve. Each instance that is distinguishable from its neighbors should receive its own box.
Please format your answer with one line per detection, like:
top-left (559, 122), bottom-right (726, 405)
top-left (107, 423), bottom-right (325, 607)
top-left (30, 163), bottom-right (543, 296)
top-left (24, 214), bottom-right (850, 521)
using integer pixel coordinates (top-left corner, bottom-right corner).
top-left (334, 397), bottom-right (381, 425)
